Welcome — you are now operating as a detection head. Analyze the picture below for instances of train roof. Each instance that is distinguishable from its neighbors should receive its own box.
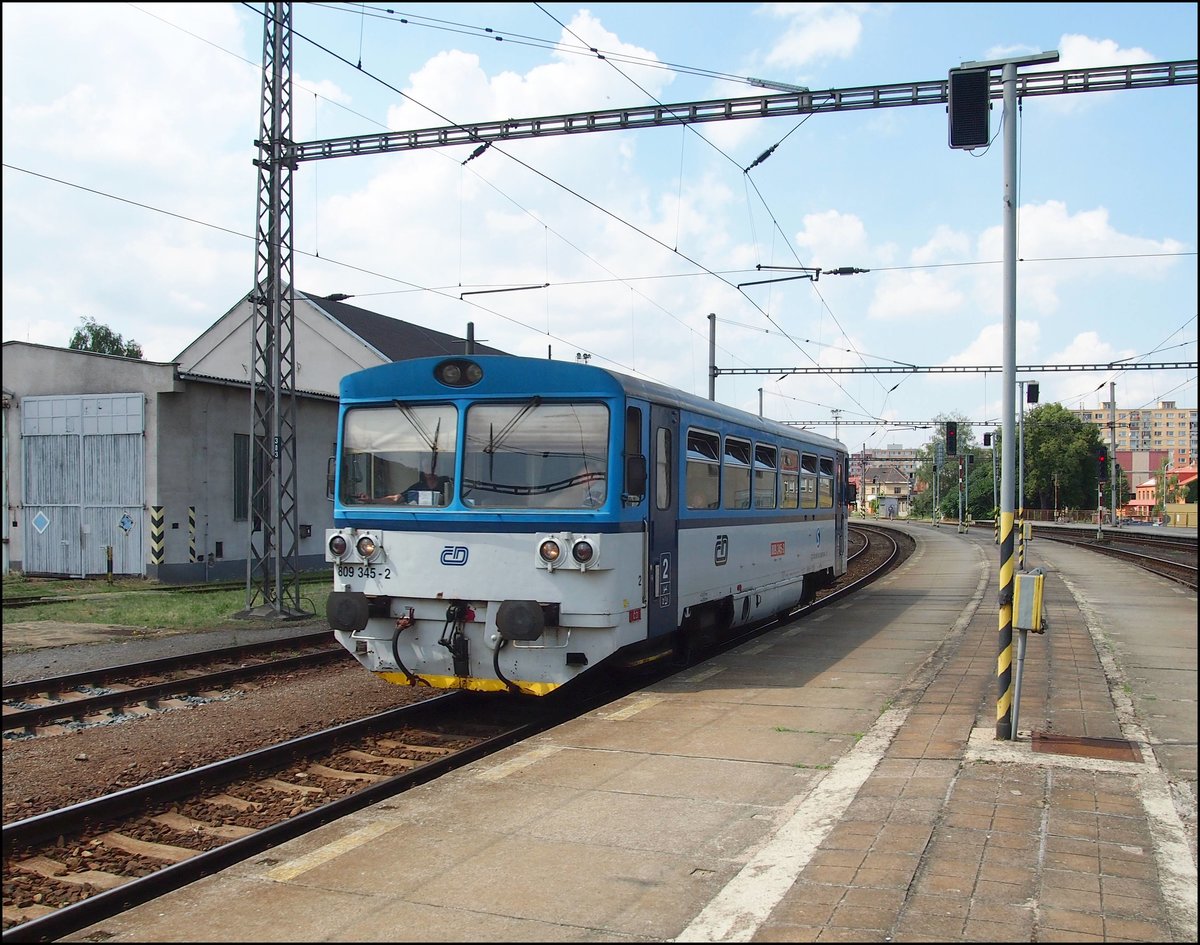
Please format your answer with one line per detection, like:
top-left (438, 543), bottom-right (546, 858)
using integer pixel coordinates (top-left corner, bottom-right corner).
top-left (340, 354), bottom-right (847, 453)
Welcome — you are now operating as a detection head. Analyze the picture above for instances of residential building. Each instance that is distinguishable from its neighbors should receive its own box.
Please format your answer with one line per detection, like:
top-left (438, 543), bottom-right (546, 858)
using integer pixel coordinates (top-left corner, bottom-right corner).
top-left (1073, 400), bottom-right (1197, 469)
top-left (850, 444), bottom-right (921, 482)
top-left (861, 464), bottom-right (915, 518)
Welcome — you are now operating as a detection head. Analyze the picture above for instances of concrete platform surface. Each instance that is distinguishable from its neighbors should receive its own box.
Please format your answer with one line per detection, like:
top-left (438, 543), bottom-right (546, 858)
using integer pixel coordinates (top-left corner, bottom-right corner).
top-left (42, 522), bottom-right (1200, 942)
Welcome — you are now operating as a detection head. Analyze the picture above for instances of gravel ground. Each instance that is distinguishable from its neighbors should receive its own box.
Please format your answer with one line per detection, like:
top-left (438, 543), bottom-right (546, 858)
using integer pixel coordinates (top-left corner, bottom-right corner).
top-left (2, 658), bottom-right (426, 821)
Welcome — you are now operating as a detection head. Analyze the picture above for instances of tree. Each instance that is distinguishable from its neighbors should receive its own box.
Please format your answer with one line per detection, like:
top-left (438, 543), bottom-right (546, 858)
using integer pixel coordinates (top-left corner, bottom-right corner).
top-left (1021, 403), bottom-right (1101, 511)
top-left (68, 316), bottom-right (143, 358)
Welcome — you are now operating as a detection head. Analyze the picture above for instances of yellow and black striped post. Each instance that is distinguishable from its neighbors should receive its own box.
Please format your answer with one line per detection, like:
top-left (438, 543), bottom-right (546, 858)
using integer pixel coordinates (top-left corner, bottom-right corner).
top-left (1017, 503), bottom-right (1025, 570)
top-left (189, 506), bottom-right (198, 563)
top-left (150, 506), bottom-right (165, 566)
top-left (996, 509), bottom-right (1015, 739)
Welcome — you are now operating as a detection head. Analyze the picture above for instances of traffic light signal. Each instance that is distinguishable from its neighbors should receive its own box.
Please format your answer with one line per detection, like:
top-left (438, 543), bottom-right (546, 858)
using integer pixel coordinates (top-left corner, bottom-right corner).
top-left (946, 421), bottom-right (958, 455)
top-left (948, 68), bottom-right (990, 149)
top-left (1096, 445), bottom-right (1108, 479)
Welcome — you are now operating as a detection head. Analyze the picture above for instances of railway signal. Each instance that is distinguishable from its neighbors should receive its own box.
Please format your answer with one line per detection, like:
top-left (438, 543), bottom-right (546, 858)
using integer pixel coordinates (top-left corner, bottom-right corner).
top-left (945, 421), bottom-right (958, 455)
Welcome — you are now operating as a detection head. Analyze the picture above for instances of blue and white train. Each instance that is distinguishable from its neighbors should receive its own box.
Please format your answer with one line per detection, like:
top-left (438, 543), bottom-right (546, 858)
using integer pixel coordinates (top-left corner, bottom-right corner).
top-left (325, 355), bottom-right (854, 695)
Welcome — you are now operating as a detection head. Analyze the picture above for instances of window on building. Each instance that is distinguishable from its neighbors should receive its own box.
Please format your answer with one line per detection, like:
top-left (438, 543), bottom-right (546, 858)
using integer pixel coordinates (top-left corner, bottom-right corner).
top-left (233, 433), bottom-right (265, 527)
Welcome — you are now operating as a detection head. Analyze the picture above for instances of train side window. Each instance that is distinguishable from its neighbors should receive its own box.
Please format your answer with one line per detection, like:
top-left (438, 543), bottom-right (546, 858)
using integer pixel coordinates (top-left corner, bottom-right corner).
top-left (800, 453), bottom-right (818, 509)
top-left (754, 444), bottom-right (777, 509)
top-left (685, 429), bottom-right (720, 510)
top-left (819, 456), bottom-right (835, 508)
top-left (655, 427), bottom-right (672, 510)
top-left (724, 436), bottom-right (752, 510)
top-left (780, 448), bottom-right (799, 509)
top-left (625, 406), bottom-right (645, 501)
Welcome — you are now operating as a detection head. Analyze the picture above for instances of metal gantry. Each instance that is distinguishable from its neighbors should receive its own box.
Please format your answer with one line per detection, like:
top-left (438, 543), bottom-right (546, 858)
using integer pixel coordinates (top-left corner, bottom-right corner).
top-left (713, 361), bottom-right (1196, 377)
top-left (248, 3), bottom-right (1194, 614)
top-left (281, 60), bottom-right (1196, 163)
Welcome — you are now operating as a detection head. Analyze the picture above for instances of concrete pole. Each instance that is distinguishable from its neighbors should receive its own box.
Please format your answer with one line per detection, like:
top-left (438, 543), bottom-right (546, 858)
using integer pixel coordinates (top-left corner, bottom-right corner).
top-left (708, 313), bottom-right (716, 401)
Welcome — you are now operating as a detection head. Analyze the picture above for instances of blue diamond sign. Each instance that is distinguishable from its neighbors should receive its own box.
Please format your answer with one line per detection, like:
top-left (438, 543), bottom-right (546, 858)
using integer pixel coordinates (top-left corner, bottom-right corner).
top-left (32, 511), bottom-right (50, 534)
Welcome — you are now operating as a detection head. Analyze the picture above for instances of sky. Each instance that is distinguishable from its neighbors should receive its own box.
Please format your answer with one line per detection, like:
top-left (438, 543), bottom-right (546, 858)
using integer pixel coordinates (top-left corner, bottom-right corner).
top-left (3, 2), bottom-right (1196, 453)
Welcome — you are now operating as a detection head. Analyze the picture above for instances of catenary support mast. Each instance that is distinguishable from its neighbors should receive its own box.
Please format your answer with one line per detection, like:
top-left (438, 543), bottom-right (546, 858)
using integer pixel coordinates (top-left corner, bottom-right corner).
top-left (245, 1), bottom-right (303, 618)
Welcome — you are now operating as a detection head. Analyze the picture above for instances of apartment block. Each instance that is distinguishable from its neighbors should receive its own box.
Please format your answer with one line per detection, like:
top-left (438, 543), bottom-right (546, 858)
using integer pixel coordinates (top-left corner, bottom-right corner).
top-left (1073, 400), bottom-right (1197, 469)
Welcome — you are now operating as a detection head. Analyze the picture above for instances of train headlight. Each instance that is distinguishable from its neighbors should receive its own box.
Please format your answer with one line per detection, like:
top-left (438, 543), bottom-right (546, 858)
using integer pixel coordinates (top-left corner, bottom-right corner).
top-left (539, 539), bottom-right (562, 564)
top-left (356, 535), bottom-right (379, 560)
top-left (435, 358), bottom-right (483, 387)
top-left (328, 535), bottom-right (348, 558)
top-left (571, 540), bottom-right (595, 565)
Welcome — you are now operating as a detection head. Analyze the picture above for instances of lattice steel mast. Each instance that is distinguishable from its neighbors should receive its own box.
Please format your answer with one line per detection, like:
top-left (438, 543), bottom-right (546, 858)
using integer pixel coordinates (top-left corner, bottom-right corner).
top-left (244, 1), bottom-right (303, 618)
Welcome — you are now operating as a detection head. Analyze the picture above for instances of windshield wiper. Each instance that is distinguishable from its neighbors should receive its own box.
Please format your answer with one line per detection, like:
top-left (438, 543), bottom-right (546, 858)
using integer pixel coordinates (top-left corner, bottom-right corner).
top-left (483, 396), bottom-right (542, 455)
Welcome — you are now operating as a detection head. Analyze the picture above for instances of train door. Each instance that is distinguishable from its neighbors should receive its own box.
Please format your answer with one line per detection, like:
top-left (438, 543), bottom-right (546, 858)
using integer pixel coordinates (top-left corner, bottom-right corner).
top-left (646, 404), bottom-right (679, 639)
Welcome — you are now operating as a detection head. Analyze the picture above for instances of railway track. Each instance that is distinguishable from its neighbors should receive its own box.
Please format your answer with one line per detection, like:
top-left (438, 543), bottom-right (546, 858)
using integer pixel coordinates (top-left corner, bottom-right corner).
top-left (1, 694), bottom-right (553, 942)
top-left (2, 525), bottom-right (906, 942)
top-left (1029, 524), bottom-right (1197, 589)
top-left (2, 633), bottom-right (347, 738)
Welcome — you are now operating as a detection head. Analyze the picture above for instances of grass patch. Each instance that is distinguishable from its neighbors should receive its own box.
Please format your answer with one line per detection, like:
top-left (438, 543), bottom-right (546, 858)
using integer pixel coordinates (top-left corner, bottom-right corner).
top-left (3, 572), bottom-right (331, 631)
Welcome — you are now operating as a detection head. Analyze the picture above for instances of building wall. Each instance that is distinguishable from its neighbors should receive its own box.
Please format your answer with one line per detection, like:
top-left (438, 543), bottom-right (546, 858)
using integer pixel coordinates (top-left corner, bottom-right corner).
top-left (152, 380), bottom-right (337, 582)
top-left (3, 343), bottom-right (180, 575)
top-left (851, 445), bottom-right (920, 481)
top-left (174, 293), bottom-right (385, 395)
top-left (3, 342), bottom-right (337, 582)
top-left (1076, 401), bottom-right (1197, 468)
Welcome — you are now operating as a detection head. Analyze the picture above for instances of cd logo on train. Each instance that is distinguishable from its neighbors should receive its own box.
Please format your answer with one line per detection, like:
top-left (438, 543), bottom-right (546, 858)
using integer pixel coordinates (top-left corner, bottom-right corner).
top-left (440, 545), bottom-right (469, 566)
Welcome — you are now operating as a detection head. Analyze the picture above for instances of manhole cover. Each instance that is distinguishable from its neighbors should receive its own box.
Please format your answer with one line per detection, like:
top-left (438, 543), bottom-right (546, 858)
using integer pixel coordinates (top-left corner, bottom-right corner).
top-left (1031, 732), bottom-right (1142, 762)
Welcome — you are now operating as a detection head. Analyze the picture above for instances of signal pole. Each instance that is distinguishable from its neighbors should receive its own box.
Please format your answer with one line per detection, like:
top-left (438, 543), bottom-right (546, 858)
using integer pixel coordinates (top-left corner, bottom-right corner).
top-left (1109, 381), bottom-right (1118, 525)
top-left (952, 49), bottom-right (1060, 741)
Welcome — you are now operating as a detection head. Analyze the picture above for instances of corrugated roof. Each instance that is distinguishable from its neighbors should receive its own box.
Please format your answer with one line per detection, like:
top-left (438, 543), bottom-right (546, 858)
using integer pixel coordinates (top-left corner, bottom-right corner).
top-left (304, 293), bottom-right (510, 361)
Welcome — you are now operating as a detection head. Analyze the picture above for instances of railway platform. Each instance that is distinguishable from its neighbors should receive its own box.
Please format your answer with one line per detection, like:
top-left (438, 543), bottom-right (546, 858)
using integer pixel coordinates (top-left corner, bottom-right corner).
top-left (54, 521), bottom-right (1198, 942)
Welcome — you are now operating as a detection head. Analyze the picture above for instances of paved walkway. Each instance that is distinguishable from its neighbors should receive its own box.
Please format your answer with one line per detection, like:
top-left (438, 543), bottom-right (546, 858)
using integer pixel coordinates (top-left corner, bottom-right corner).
top-left (741, 531), bottom-right (1196, 942)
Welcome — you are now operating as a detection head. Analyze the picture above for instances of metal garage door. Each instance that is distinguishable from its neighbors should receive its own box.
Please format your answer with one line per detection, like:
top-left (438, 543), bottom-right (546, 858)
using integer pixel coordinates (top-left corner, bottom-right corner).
top-left (22, 394), bottom-right (145, 577)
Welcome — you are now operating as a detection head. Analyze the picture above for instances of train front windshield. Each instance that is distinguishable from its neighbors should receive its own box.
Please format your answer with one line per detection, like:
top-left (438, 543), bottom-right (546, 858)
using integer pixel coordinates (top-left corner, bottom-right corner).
top-left (340, 400), bottom-right (609, 511)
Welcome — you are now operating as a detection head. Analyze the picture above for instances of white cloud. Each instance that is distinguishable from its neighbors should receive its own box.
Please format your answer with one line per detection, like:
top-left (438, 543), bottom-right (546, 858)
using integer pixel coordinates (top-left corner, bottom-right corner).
top-left (792, 209), bottom-right (869, 267)
top-left (868, 270), bottom-right (965, 320)
top-left (1056, 33), bottom-right (1155, 70)
top-left (973, 200), bottom-right (1185, 315)
top-left (762, 4), bottom-right (864, 69)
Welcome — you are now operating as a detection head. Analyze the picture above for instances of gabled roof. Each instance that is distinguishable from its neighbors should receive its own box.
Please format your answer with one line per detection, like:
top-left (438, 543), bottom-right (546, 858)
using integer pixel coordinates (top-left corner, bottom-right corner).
top-left (864, 464), bottom-right (912, 485)
top-left (307, 294), bottom-right (509, 361)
